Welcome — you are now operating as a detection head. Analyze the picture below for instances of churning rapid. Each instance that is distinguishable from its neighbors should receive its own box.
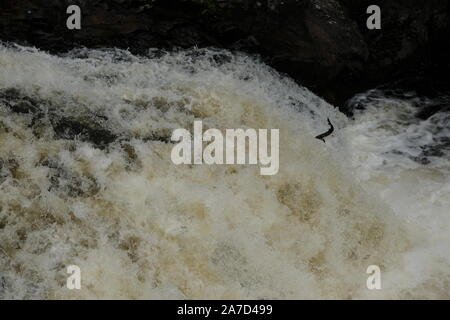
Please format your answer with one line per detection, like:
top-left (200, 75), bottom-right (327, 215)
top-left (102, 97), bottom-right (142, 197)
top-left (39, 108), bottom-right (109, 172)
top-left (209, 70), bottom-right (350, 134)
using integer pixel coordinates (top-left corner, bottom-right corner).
top-left (0, 43), bottom-right (448, 299)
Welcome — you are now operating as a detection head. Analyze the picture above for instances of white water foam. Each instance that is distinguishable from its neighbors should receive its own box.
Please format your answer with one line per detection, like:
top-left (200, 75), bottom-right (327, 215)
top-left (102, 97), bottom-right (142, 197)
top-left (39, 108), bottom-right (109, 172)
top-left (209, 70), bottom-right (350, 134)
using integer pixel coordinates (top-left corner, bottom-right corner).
top-left (345, 90), bottom-right (450, 298)
top-left (0, 44), bottom-right (448, 299)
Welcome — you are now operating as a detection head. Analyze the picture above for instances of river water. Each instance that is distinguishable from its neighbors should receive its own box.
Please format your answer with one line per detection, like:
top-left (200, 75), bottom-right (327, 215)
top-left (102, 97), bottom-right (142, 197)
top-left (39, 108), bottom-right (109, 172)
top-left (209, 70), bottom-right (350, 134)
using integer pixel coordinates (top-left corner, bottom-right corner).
top-left (0, 44), bottom-right (448, 299)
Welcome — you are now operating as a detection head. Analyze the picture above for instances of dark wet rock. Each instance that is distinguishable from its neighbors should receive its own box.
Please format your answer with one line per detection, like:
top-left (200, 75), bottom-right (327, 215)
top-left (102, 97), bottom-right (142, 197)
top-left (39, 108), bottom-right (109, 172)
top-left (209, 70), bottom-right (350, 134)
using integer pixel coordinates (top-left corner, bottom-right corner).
top-left (343, 79), bottom-right (450, 118)
top-left (51, 118), bottom-right (117, 149)
top-left (1, 0), bottom-right (450, 108)
top-left (414, 94), bottom-right (450, 120)
top-left (0, 88), bottom-right (40, 114)
top-left (142, 132), bottom-right (174, 144)
top-left (415, 136), bottom-right (450, 164)
top-left (0, 88), bottom-right (118, 148)
top-left (0, 88), bottom-right (177, 149)
top-left (416, 103), bottom-right (450, 120)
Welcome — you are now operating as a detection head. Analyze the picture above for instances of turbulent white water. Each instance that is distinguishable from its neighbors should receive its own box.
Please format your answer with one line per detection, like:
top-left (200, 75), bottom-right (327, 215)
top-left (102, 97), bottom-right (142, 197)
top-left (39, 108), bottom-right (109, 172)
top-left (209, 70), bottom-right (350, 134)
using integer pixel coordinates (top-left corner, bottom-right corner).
top-left (0, 44), bottom-right (448, 299)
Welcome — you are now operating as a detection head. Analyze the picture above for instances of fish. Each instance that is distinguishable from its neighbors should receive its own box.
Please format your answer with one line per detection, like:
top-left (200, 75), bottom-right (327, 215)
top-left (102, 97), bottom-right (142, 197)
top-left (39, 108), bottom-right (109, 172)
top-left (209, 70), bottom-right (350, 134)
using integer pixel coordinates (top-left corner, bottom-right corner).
top-left (315, 118), bottom-right (334, 143)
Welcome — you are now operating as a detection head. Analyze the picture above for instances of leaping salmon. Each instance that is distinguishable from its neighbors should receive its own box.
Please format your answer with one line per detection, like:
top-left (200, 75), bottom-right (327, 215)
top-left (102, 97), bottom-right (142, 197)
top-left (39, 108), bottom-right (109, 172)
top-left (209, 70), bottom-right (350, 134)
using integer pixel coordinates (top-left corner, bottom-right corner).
top-left (315, 118), bottom-right (334, 143)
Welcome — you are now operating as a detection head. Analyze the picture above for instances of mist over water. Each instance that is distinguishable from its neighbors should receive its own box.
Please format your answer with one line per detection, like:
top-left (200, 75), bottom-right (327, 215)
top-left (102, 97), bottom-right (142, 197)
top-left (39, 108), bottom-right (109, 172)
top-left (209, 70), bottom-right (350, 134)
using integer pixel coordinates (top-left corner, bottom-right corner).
top-left (0, 44), bottom-right (448, 299)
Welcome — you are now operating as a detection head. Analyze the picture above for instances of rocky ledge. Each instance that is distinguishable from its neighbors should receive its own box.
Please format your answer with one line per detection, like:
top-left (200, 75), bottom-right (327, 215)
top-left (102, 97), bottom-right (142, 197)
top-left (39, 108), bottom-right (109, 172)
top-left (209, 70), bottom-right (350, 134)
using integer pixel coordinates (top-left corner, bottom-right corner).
top-left (1, 0), bottom-right (450, 109)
